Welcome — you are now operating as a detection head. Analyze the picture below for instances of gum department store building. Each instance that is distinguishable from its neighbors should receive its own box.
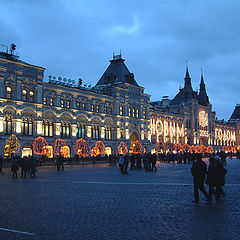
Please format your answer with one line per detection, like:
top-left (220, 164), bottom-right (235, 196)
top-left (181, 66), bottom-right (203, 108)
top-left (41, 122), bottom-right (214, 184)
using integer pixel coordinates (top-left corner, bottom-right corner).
top-left (0, 45), bottom-right (239, 158)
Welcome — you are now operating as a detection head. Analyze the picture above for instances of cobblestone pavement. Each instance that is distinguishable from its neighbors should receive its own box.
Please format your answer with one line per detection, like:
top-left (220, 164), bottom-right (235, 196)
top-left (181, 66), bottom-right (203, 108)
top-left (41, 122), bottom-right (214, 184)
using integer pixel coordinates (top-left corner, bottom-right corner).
top-left (0, 158), bottom-right (240, 240)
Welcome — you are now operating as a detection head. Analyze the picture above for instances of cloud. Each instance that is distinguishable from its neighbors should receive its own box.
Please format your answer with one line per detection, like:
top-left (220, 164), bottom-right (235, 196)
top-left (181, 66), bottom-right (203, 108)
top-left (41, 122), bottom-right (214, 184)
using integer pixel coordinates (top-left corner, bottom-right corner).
top-left (0, 0), bottom-right (239, 120)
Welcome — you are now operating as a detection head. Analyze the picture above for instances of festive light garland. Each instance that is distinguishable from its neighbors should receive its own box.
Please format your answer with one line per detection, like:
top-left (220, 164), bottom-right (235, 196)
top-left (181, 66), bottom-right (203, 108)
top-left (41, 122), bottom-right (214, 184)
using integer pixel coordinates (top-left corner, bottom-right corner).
top-left (118, 142), bottom-right (128, 155)
top-left (155, 141), bottom-right (165, 153)
top-left (174, 143), bottom-right (182, 153)
top-left (131, 140), bottom-right (142, 154)
top-left (33, 137), bottom-right (48, 155)
top-left (54, 139), bottom-right (67, 156)
top-left (74, 138), bottom-right (90, 157)
top-left (4, 134), bottom-right (20, 156)
top-left (182, 144), bottom-right (190, 152)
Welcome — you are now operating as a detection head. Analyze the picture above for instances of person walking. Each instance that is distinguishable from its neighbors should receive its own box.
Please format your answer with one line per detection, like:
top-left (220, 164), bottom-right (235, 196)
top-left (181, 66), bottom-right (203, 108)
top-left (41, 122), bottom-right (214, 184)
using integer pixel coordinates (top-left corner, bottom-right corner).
top-left (206, 156), bottom-right (217, 201)
top-left (119, 154), bottom-right (124, 174)
top-left (152, 153), bottom-right (157, 172)
top-left (191, 154), bottom-right (210, 203)
top-left (11, 159), bottom-right (19, 179)
top-left (0, 156), bottom-right (3, 172)
top-left (215, 156), bottom-right (227, 199)
top-left (124, 154), bottom-right (129, 174)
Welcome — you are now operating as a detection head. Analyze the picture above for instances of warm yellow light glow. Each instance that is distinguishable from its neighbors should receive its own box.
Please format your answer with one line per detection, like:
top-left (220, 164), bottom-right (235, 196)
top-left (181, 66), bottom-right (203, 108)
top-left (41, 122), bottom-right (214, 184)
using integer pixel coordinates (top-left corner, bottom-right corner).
top-left (125, 129), bottom-right (129, 139)
top-left (72, 124), bottom-right (77, 137)
top-left (0, 118), bottom-right (3, 132)
top-left (87, 126), bottom-right (91, 138)
top-left (55, 123), bottom-right (61, 136)
top-left (16, 120), bottom-right (22, 134)
top-left (150, 118), bottom-right (185, 138)
top-left (101, 127), bottom-right (105, 139)
top-left (141, 130), bottom-right (144, 140)
top-left (117, 128), bottom-right (121, 139)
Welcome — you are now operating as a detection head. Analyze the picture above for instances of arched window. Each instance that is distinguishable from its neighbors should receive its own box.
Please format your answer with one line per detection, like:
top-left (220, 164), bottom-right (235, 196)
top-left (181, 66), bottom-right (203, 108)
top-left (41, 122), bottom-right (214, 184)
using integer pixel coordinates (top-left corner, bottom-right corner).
top-left (119, 106), bottom-right (123, 116)
top-left (43, 120), bottom-right (54, 137)
top-left (77, 123), bottom-right (86, 139)
top-left (43, 97), bottom-right (47, 105)
top-left (22, 89), bottom-right (27, 101)
top-left (61, 122), bottom-right (71, 138)
top-left (29, 91), bottom-right (34, 102)
top-left (4, 116), bottom-right (12, 134)
top-left (61, 99), bottom-right (64, 108)
top-left (22, 117), bottom-right (33, 136)
top-left (105, 126), bottom-right (112, 140)
top-left (82, 103), bottom-right (86, 111)
top-left (66, 101), bottom-right (70, 109)
top-left (6, 87), bottom-right (12, 99)
top-left (91, 125), bottom-right (100, 139)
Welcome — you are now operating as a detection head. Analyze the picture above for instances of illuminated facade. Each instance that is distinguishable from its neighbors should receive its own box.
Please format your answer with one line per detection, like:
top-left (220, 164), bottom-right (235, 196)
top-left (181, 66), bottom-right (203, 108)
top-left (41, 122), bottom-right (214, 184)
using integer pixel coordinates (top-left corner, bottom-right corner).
top-left (0, 45), bottom-right (239, 158)
top-left (150, 67), bottom-right (237, 148)
top-left (0, 49), bottom-right (150, 157)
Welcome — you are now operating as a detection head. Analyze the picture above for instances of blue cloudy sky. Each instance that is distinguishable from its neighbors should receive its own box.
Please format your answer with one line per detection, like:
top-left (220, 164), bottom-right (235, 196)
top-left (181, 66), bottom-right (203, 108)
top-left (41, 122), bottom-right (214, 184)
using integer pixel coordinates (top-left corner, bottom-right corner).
top-left (0, 0), bottom-right (239, 120)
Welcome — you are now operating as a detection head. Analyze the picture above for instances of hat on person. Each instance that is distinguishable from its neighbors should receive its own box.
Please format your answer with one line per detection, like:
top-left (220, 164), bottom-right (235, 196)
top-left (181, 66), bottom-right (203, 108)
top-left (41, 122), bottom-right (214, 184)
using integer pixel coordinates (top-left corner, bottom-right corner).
top-left (214, 155), bottom-right (221, 162)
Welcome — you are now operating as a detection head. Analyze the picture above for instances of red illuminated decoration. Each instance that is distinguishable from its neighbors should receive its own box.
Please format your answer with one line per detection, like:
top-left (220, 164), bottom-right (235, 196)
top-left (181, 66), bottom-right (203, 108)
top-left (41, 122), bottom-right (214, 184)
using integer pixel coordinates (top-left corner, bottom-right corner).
top-left (195, 145), bottom-right (201, 153)
top-left (54, 139), bottom-right (67, 156)
top-left (91, 141), bottom-right (105, 156)
top-left (131, 140), bottom-right (143, 154)
top-left (182, 144), bottom-right (190, 152)
top-left (155, 141), bottom-right (165, 153)
top-left (201, 145), bottom-right (207, 154)
top-left (207, 146), bottom-right (214, 153)
top-left (164, 141), bottom-right (174, 152)
top-left (33, 137), bottom-right (48, 155)
top-left (190, 145), bottom-right (196, 153)
top-left (74, 138), bottom-right (90, 157)
top-left (118, 142), bottom-right (128, 155)
top-left (222, 145), bottom-right (232, 153)
top-left (231, 146), bottom-right (237, 153)
top-left (174, 143), bottom-right (182, 153)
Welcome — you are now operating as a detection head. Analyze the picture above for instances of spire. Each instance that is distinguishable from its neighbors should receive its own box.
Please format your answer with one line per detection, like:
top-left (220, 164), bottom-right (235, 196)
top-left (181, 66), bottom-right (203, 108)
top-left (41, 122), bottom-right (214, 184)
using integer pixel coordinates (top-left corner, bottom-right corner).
top-left (184, 66), bottom-right (192, 89)
top-left (200, 72), bottom-right (206, 91)
top-left (198, 71), bottom-right (209, 106)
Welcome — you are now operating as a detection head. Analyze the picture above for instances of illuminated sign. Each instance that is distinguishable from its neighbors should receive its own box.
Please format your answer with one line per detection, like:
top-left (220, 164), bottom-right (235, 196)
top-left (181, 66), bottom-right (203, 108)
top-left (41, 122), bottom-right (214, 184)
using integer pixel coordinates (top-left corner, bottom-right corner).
top-left (150, 118), bottom-right (184, 138)
top-left (215, 128), bottom-right (236, 142)
top-left (198, 110), bottom-right (209, 137)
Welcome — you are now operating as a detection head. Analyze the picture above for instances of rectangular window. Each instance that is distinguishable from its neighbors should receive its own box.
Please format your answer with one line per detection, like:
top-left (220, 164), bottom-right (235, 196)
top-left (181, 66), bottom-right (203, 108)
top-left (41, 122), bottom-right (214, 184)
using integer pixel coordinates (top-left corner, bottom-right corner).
top-left (120, 106), bottom-right (123, 115)
top-left (133, 109), bottom-right (135, 117)
top-left (143, 111), bottom-right (146, 119)
top-left (129, 108), bottom-right (131, 117)
top-left (67, 101), bottom-right (70, 109)
top-left (136, 109), bottom-right (139, 118)
top-left (50, 98), bottom-right (53, 106)
top-left (43, 97), bottom-right (47, 105)
top-left (61, 100), bottom-right (64, 108)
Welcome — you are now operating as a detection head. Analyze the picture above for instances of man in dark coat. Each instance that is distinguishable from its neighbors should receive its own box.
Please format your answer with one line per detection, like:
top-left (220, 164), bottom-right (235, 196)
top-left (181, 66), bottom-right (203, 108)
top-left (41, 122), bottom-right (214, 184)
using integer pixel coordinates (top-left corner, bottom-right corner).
top-left (206, 156), bottom-right (217, 201)
top-left (215, 156), bottom-right (227, 199)
top-left (191, 154), bottom-right (209, 203)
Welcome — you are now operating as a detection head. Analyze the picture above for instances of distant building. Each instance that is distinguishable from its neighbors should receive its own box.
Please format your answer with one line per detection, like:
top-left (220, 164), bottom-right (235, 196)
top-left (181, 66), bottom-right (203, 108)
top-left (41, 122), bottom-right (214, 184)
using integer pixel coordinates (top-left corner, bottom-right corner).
top-left (150, 67), bottom-right (236, 148)
top-left (0, 44), bottom-right (238, 158)
top-left (0, 48), bottom-right (150, 157)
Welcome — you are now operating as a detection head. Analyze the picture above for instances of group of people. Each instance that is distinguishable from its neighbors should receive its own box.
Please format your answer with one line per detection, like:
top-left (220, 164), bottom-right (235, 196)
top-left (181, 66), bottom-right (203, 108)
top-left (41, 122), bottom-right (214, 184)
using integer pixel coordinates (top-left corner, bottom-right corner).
top-left (118, 153), bottom-right (158, 174)
top-left (191, 153), bottom-right (227, 203)
top-left (158, 150), bottom-right (228, 164)
top-left (10, 156), bottom-right (37, 179)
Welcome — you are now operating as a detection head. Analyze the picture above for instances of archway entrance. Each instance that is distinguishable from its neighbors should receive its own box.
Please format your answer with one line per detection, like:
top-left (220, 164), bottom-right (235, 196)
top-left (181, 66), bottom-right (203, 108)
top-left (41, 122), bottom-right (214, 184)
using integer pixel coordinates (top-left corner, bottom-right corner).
top-left (129, 132), bottom-right (142, 154)
top-left (22, 145), bottom-right (33, 157)
top-left (43, 146), bottom-right (54, 158)
top-left (105, 147), bottom-right (112, 156)
top-left (60, 146), bottom-right (70, 158)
